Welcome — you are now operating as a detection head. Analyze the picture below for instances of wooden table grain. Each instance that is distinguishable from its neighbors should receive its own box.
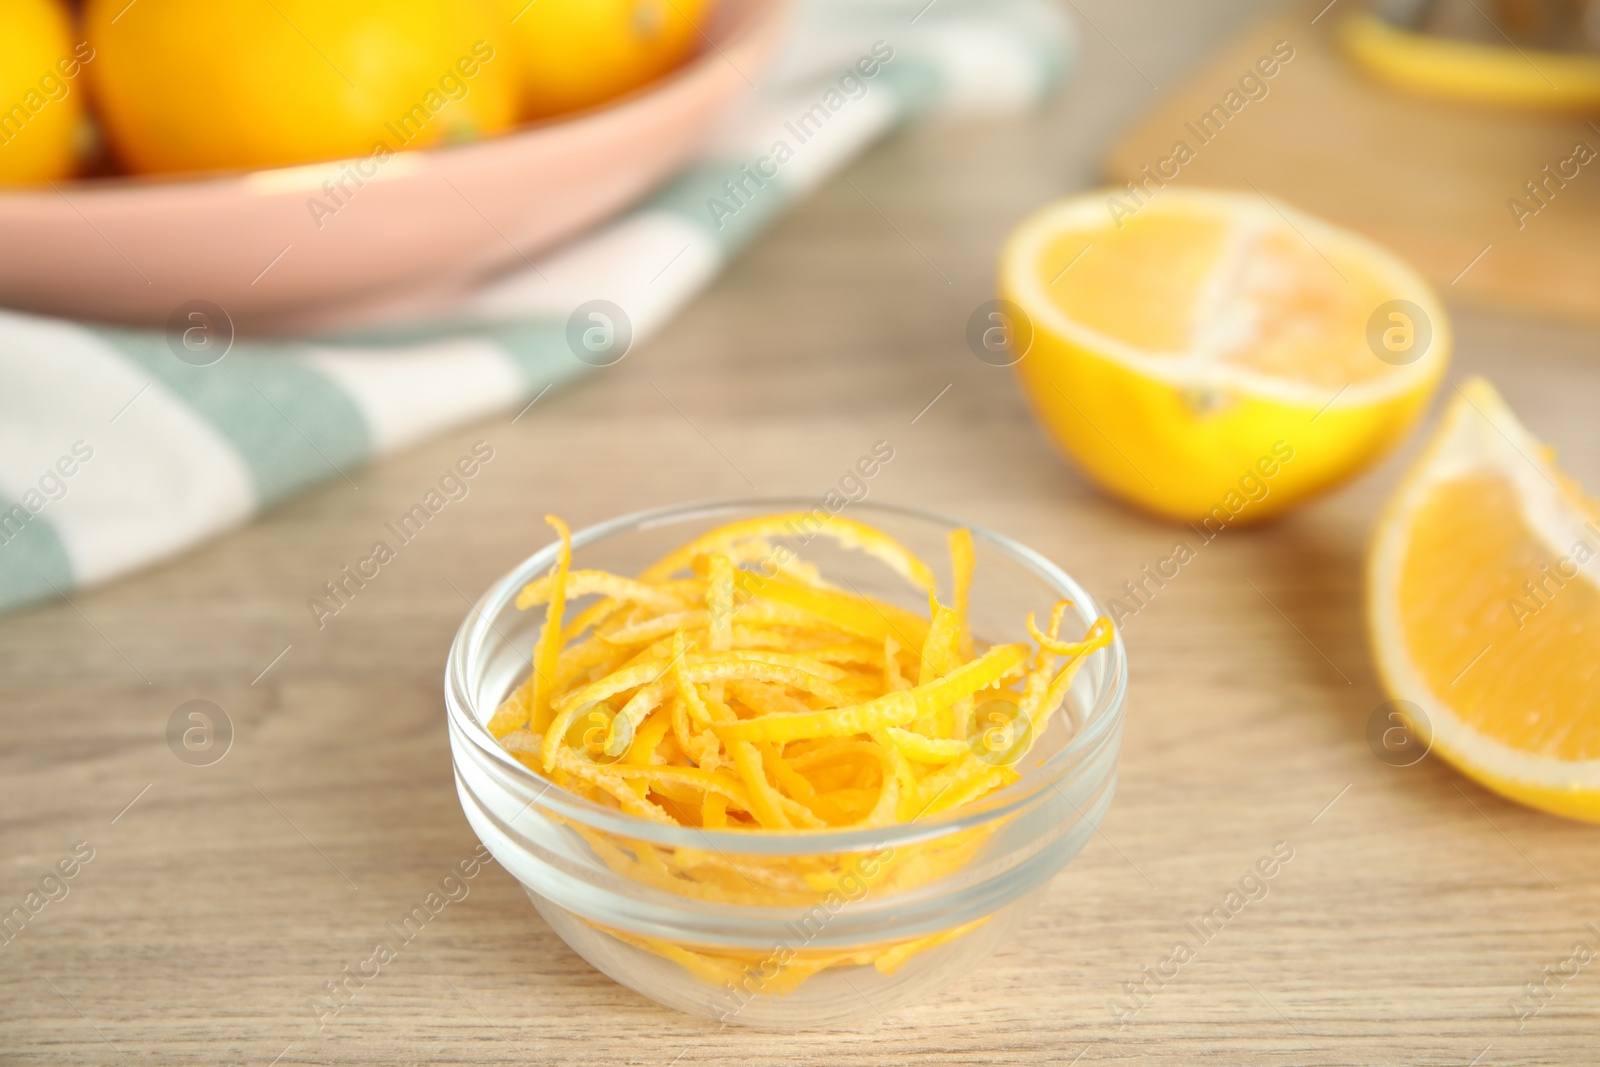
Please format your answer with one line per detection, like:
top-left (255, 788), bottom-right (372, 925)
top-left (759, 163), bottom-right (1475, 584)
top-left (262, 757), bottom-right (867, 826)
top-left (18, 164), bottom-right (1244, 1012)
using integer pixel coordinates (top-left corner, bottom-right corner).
top-left (4, 2), bottom-right (1599, 1064)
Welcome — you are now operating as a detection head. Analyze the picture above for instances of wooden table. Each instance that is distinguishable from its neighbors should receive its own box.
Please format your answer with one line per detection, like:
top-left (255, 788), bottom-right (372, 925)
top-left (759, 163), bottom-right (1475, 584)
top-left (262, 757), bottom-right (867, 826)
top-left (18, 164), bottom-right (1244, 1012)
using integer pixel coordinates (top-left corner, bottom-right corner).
top-left (5, 2), bottom-right (1598, 1063)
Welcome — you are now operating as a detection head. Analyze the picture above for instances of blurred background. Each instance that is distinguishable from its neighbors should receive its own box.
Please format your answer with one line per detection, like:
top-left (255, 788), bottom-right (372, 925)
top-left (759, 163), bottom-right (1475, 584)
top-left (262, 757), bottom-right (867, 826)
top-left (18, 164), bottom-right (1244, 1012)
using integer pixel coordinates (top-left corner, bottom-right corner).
top-left (2, 0), bottom-right (1598, 1063)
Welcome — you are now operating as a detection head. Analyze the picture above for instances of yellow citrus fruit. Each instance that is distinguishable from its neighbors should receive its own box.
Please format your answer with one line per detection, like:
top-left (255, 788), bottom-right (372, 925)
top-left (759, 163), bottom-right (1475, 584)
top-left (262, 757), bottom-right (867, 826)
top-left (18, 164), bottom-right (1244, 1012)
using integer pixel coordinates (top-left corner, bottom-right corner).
top-left (1369, 378), bottom-right (1600, 823)
top-left (1340, 11), bottom-right (1600, 112)
top-left (999, 187), bottom-right (1450, 524)
top-left (0, 0), bottom-right (85, 184)
top-left (83, 0), bottom-right (519, 175)
top-left (499, 0), bottom-right (710, 120)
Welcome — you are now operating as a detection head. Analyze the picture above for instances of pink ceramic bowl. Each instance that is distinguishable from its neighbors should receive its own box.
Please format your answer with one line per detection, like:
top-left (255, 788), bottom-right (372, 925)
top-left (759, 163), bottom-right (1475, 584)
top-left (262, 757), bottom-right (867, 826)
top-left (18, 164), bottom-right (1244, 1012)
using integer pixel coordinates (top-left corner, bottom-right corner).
top-left (0, 0), bottom-right (785, 335)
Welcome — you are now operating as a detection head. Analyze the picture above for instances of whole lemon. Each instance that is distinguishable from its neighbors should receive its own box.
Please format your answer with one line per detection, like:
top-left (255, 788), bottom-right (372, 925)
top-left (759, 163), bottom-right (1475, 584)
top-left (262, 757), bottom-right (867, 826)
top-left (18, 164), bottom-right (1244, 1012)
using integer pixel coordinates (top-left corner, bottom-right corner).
top-left (500, 0), bottom-right (711, 119)
top-left (83, 0), bottom-right (520, 175)
top-left (0, 0), bottom-right (88, 184)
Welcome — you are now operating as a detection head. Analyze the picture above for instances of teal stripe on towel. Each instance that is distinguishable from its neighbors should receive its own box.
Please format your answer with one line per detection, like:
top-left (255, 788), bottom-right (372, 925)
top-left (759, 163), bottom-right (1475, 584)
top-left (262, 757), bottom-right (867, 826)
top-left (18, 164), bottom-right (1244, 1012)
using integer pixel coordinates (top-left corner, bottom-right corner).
top-left (90, 329), bottom-right (372, 506)
top-left (647, 163), bottom-right (797, 255)
top-left (0, 495), bottom-right (75, 613)
top-left (484, 321), bottom-right (594, 389)
top-left (876, 56), bottom-right (947, 118)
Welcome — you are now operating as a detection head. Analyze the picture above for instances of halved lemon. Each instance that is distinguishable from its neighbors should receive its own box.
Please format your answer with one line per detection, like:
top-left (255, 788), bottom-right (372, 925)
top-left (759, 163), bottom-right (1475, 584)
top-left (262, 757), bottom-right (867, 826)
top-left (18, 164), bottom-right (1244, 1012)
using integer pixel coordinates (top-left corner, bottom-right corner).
top-left (1000, 187), bottom-right (1450, 523)
top-left (1369, 377), bottom-right (1600, 822)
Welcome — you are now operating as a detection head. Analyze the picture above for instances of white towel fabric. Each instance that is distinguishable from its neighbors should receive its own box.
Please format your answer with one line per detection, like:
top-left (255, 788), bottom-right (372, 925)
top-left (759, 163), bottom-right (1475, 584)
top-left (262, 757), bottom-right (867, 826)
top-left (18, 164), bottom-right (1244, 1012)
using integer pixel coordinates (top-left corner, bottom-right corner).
top-left (0, 0), bottom-right (1073, 613)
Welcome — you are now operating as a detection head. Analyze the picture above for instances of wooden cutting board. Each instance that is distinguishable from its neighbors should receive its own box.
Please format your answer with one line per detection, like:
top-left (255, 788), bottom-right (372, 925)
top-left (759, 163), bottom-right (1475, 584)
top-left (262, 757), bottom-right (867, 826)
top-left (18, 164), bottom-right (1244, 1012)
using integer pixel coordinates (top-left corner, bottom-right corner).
top-left (1105, 2), bottom-right (1600, 323)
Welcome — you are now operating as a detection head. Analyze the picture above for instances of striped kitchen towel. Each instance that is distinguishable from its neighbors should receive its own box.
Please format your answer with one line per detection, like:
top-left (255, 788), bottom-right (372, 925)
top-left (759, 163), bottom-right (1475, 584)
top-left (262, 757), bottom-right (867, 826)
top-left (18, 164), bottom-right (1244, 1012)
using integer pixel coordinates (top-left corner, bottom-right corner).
top-left (0, 0), bottom-right (1072, 614)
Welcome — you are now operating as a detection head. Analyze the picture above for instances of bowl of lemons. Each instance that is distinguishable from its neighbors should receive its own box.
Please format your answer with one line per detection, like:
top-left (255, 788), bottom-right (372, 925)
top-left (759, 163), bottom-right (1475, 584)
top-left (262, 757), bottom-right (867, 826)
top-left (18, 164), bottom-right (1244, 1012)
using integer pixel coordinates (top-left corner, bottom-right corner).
top-left (0, 0), bottom-right (786, 332)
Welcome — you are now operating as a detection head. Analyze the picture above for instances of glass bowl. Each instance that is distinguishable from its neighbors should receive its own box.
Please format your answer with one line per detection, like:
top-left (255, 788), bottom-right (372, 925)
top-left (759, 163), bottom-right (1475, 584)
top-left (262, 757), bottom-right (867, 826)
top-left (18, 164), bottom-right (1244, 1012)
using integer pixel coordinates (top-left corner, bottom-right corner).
top-left (445, 499), bottom-right (1128, 1028)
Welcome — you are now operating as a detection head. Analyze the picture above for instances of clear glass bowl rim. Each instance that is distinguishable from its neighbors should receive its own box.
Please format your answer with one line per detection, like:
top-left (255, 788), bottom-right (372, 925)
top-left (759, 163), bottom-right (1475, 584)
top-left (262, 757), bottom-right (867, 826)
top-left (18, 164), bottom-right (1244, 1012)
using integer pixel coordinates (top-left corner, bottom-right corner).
top-left (445, 497), bottom-right (1128, 856)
